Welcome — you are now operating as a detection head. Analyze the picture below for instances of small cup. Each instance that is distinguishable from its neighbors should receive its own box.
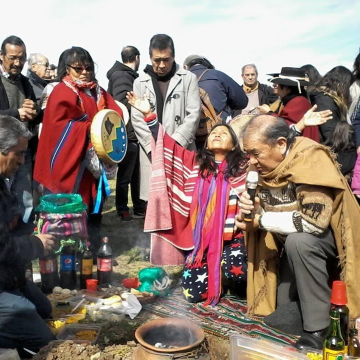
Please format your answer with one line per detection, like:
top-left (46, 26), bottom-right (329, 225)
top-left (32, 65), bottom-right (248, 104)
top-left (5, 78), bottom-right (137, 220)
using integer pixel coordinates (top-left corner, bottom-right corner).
top-left (122, 277), bottom-right (140, 289)
top-left (86, 279), bottom-right (98, 292)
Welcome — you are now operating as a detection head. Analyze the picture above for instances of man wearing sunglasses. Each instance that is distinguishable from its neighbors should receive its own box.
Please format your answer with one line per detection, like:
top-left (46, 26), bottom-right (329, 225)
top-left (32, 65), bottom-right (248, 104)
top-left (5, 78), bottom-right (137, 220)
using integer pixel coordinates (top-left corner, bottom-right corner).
top-left (0, 35), bottom-right (38, 224)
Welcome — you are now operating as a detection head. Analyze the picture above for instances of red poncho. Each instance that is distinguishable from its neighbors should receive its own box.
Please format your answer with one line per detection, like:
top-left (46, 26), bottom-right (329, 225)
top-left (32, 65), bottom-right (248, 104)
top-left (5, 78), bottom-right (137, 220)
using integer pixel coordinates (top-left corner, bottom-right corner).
top-left (33, 82), bottom-right (122, 210)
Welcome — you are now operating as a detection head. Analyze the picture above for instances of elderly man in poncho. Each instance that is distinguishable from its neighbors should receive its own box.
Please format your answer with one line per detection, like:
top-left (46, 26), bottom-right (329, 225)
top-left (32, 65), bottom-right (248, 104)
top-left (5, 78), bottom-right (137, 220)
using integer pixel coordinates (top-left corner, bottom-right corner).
top-left (236, 115), bottom-right (360, 351)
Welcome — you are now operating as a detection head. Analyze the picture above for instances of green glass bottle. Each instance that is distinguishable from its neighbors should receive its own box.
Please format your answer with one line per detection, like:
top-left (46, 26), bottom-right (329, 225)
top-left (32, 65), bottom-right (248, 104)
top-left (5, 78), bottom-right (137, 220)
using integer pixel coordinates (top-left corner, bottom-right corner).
top-left (323, 308), bottom-right (345, 360)
top-left (348, 328), bottom-right (360, 357)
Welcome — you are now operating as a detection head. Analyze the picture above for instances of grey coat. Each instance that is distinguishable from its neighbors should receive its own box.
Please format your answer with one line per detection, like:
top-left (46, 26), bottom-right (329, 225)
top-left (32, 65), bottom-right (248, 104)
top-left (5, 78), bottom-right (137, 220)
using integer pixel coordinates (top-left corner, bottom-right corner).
top-left (131, 64), bottom-right (201, 200)
top-left (131, 64), bottom-right (200, 153)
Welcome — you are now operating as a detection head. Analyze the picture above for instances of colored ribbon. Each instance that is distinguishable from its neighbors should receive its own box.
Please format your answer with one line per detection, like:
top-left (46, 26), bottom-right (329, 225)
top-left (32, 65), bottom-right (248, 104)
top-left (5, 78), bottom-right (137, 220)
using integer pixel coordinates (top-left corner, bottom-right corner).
top-left (93, 165), bottom-right (111, 214)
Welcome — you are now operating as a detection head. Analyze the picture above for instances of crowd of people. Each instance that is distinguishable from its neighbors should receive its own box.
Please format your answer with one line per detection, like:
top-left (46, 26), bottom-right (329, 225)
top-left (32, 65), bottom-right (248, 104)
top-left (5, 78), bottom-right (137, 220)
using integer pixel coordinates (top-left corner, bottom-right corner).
top-left (1, 31), bottom-right (360, 355)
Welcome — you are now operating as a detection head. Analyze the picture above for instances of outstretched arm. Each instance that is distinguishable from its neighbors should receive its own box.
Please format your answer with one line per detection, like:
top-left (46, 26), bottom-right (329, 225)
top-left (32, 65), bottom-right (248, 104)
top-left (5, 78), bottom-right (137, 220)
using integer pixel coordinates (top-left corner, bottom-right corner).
top-left (294, 104), bottom-right (332, 132)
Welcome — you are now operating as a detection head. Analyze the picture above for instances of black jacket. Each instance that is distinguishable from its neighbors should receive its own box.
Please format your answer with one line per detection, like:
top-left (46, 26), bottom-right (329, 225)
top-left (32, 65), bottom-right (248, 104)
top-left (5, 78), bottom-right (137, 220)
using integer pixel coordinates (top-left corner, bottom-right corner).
top-left (0, 74), bottom-right (36, 119)
top-left (258, 83), bottom-right (278, 105)
top-left (233, 82), bottom-right (278, 117)
top-left (309, 91), bottom-right (342, 144)
top-left (0, 74), bottom-right (40, 155)
top-left (107, 61), bottom-right (138, 142)
top-left (27, 70), bottom-right (48, 105)
top-left (0, 177), bottom-right (44, 292)
top-left (189, 64), bottom-right (248, 121)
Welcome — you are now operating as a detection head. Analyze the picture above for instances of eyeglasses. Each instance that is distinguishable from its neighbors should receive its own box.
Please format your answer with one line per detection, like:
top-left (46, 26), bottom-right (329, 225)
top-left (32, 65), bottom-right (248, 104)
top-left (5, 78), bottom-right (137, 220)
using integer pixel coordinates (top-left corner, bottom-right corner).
top-left (67, 64), bottom-right (92, 73)
top-left (37, 62), bottom-right (49, 67)
top-left (4, 54), bottom-right (27, 63)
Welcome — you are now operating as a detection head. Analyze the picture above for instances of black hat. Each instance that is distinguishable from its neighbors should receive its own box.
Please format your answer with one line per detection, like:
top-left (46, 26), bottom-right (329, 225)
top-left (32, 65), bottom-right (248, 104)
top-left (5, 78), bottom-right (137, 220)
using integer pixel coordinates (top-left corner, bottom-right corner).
top-left (267, 67), bottom-right (310, 92)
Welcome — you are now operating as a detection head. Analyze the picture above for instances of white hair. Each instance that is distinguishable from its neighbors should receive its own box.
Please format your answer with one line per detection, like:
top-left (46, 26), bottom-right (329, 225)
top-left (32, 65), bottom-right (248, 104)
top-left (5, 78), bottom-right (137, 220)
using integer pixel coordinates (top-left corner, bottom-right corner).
top-left (0, 116), bottom-right (32, 154)
top-left (28, 53), bottom-right (47, 66)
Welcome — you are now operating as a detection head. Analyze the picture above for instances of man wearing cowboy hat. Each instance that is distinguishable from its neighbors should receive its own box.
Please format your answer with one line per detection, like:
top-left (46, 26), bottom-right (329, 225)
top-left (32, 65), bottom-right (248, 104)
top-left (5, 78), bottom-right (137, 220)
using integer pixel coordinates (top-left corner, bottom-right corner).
top-left (258, 67), bottom-right (319, 142)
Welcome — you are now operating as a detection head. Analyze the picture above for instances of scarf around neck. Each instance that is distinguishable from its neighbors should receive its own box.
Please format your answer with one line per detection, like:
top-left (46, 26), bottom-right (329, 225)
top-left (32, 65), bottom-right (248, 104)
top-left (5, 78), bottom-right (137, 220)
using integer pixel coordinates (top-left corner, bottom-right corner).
top-left (281, 92), bottom-right (307, 107)
top-left (62, 74), bottom-right (105, 111)
top-left (186, 160), bottom-right (230, 306)
top-left (243, 82), bottom-right (259, 94)
top-left (144, 62), bottom-right (177, 123)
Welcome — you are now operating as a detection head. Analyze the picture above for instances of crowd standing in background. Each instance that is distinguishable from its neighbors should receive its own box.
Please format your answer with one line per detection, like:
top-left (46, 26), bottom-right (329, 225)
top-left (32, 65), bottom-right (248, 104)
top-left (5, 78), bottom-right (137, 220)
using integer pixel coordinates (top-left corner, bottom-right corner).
top-left (1, 31), bottom-right (360, 354)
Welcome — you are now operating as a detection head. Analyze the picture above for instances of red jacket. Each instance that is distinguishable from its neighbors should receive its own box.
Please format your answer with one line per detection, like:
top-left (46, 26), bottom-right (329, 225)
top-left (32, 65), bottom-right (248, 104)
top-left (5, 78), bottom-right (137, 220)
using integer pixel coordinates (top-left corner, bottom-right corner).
top-left (33, 82), bottom-right (122, 210)
top-left (278, 96), bottom-right (319, 142)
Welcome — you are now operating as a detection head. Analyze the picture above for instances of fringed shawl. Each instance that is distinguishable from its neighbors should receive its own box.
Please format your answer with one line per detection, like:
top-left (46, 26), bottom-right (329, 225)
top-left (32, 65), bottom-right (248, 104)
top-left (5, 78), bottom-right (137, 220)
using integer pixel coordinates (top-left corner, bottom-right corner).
top-left (246, 137), bottom-right (360, 318)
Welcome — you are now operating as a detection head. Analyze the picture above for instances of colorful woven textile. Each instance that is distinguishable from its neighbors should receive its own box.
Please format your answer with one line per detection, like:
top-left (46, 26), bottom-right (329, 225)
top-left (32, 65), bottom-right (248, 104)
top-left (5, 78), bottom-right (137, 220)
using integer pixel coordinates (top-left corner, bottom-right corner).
top-left (38, 211), bottom-right (88, 238)
top-left (143, 289), bottom-right (297, 346)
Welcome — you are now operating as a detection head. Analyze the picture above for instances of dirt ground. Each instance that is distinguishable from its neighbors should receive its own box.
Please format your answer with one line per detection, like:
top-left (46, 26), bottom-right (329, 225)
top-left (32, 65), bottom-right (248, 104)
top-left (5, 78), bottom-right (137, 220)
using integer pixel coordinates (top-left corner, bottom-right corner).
top-left (34, 180), bottom-right (230, 359)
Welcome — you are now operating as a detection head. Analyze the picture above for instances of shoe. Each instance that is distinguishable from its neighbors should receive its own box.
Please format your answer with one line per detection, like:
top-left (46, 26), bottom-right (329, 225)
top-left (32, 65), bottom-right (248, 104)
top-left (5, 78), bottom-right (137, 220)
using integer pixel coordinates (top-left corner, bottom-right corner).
top-left (295, 328), bottom-right (328, 351)
top-left (264, 301), bottom-right (303, 336)
top-left (119, 211), bottom-right (133, 221)
top-left (133, 209), bottom-right (146, 219)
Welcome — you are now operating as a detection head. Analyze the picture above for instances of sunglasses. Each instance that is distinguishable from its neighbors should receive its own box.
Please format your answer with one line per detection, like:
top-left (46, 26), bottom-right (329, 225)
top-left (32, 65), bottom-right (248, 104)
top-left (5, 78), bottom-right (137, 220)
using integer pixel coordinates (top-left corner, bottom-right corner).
top-left (67, 64), bottom-right (92, 73)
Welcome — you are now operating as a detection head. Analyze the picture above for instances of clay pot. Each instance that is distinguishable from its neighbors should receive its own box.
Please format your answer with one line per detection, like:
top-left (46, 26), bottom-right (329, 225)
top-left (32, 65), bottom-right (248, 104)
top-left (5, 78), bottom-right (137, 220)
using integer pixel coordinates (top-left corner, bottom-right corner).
top-left (135, 318), bottom-right (205, 354)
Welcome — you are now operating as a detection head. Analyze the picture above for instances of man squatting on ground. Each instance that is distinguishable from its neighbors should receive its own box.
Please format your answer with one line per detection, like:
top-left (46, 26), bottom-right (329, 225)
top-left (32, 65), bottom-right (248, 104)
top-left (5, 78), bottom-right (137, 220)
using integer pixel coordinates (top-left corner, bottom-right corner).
top-left (236, 114), bottom-right (360, 350)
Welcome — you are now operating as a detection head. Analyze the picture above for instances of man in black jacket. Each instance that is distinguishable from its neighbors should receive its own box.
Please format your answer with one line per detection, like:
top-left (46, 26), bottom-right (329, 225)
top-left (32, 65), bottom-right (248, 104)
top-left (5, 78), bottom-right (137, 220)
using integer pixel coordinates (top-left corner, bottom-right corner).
top-left (0, 115), bottom-right (56, 355)
top-left (239, 63), bottom-right (278, 115)
top-left (107, 46), bottom-right (147, 221)
top-left (0, 35), bottom-right (38, 223)
top-left (27, 53), bottom-right (50, 105)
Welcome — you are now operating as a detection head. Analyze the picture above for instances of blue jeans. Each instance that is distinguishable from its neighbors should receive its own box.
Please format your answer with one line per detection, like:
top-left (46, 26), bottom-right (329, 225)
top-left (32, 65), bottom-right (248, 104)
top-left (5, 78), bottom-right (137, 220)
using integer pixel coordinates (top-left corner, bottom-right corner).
top-left (0, 280), bottom-right (55, 353)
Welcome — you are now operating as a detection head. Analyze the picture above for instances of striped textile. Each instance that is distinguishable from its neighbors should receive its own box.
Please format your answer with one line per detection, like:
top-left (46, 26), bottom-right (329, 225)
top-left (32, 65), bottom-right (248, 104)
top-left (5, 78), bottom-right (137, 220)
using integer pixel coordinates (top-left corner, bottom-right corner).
top-left (144, 124), bottom-right (247, 253)
top-left (144, 123), bottom-right (172, 232)
top-left (144, 289), bottom-right (297, 346)
top-left (38, 211), bottom-right (88, 238)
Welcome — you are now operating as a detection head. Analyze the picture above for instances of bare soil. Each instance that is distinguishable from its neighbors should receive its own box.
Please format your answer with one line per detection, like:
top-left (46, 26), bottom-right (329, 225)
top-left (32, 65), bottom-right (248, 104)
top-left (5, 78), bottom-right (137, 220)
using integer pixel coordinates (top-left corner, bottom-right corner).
top-left (35, 180), bottom-right (230, 359)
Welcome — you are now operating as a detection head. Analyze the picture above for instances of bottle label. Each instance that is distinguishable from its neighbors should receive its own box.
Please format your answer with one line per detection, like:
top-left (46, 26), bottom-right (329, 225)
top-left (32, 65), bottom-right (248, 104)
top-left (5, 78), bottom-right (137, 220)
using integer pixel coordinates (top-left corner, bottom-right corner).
top-left (97, 258), bottom-right (112, 272)
top-left (61, 255), bottom-right (75, 271)
top-left (40, 258), bottom-right (57, 274)
top-left (323, 349), bottom-right (345, 360)
top-left (82, 258), bottom-right (93, 275)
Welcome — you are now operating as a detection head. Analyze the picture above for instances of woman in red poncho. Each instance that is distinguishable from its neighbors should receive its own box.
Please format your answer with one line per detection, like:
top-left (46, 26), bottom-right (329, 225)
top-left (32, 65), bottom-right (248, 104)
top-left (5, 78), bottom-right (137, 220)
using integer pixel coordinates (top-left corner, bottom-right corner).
top-left (258, 67), bottom-right (319, 142)
top-left (33, 47), bottom-right (122, 250)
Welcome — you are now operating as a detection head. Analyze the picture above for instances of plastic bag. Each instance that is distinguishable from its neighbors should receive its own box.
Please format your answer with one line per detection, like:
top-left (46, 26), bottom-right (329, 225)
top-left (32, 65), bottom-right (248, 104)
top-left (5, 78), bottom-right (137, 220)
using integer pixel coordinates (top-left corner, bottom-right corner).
top-left (36, 194), bottom-right (87, 214)
top-left (138, 267), bottom-right (170, 296)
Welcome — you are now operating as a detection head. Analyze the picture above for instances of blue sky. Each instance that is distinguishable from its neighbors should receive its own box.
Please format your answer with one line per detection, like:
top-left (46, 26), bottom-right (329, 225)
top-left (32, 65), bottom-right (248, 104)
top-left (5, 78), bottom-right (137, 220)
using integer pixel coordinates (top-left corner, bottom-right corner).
top-left (1, 0), bottom-right (359, 87)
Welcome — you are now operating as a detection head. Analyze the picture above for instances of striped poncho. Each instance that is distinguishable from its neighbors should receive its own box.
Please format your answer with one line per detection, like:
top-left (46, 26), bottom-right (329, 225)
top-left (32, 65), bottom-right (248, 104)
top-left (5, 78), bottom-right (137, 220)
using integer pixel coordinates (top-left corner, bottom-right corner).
top-left (144, 124), bottom-right (247, 305)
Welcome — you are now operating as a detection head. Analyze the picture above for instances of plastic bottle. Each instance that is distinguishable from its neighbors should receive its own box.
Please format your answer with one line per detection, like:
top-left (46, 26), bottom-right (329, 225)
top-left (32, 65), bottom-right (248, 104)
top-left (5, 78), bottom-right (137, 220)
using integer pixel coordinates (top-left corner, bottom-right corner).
top-left (330, 281), bottom-right (349, 351)
top-left (60, 246), bottom-right (76, 290)
top-left (39, 254), bottom-right (59, 293)
top-left (80, 243), bottom-right (93, 289)
top-left (97, 237), bottom-right (113, 285)
top-left (323, 308), bottom-right (345, 359)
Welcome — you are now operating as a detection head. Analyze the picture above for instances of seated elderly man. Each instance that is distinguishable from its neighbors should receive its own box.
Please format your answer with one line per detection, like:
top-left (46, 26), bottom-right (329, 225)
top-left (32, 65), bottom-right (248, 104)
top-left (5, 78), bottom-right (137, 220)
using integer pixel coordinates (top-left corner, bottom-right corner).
top-left (0, 115), bottom-right (56, 355)
top-left (236, 115), bottom-right (360, 350)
